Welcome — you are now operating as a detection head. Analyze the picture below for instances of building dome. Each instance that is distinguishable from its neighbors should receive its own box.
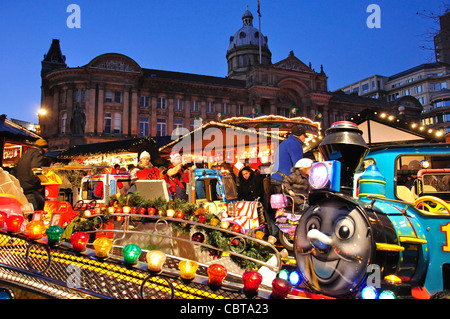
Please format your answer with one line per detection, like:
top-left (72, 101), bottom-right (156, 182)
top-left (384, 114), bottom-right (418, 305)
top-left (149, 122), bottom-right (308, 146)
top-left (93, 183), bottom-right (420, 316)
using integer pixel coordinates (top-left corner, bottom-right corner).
top-left (226, 8), bottom-right (272, 80)
top-left (228, 9), bottom-right (268, 51)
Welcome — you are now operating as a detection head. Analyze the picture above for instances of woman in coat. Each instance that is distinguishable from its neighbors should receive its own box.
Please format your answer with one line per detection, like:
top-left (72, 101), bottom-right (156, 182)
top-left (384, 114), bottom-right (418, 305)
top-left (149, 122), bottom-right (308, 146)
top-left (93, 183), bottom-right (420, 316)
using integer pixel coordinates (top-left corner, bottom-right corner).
top-left (237, 166), bottom-right (264, 202)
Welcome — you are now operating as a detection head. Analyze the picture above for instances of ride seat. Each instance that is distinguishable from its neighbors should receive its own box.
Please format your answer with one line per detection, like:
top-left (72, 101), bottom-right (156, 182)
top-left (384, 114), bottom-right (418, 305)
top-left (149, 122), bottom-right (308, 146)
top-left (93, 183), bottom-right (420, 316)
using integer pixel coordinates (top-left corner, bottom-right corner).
top-left (396, 185), bottom-right (416, 203)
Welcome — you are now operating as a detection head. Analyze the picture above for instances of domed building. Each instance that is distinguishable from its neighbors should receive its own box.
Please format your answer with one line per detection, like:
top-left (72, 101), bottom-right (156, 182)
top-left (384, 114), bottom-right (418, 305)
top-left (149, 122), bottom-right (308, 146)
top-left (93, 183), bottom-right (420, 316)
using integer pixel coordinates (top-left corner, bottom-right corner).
top-left (226, 8), bottom-right (271, 80)
top-left (39, 7), bottom-right (399, 151)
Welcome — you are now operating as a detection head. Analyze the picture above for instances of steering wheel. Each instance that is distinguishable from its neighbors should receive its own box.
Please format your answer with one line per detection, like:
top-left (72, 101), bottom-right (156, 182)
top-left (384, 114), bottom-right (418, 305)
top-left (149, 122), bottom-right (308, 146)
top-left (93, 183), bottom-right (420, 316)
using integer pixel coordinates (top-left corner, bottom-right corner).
top-left (414, 196), bottom-right (450, 214)
top-left (86, 200), bottom-right (97, 210)
top-left (73, 200), bottom-right (85, 211)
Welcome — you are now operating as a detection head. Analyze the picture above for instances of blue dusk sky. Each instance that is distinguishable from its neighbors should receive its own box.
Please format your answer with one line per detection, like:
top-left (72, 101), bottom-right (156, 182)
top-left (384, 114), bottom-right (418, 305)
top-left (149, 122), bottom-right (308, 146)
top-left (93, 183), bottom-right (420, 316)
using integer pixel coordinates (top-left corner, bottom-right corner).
top-left (0, 0), bottom-right (448, 123)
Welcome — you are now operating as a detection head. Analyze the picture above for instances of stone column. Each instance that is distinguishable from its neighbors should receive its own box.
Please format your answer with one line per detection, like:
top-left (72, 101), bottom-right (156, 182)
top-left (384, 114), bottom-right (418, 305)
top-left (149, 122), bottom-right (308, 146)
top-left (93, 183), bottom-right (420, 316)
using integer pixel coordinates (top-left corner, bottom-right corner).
top-left (97, 85), bottom-right (104, 134)
top-left (122, 87), bottom-right (130, 136)
top-left (130, 89), bottom-right (139, 136)
top-left (85, 84), bottom-right (96, 134)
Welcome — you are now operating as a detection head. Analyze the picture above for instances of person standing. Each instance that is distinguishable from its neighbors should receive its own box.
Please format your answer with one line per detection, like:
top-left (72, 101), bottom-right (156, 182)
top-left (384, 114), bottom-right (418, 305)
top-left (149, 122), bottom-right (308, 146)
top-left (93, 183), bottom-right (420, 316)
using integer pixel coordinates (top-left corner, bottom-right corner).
top-left (268, 125), bottom-right (307, 236)
top-left (164, 153), bottom-right (188, 200)
top-left (15, 139), bottom-right (49, 211)
top-left (237, 166), bottom-right (264, 202)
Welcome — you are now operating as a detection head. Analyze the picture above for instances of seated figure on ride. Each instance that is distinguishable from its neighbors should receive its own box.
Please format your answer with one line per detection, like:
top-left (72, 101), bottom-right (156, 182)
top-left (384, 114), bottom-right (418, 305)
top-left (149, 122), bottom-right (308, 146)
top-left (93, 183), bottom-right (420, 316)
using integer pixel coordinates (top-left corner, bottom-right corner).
top-left (282, 158), bottom-right (313, 212)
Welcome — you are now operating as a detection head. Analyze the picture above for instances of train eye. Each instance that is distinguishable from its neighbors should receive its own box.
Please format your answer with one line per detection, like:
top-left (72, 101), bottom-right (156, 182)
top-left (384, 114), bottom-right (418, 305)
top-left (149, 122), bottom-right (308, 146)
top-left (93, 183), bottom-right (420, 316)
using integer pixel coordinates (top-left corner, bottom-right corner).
top-left (335, 218), bottom-right (355, 240)
top-left (306, 217), bottom-right (321, 232)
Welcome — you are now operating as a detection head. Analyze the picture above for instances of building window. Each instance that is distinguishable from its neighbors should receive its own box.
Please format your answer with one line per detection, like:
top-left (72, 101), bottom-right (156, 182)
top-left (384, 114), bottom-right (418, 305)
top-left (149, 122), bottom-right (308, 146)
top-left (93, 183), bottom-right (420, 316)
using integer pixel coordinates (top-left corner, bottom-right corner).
top-left (114, 91), bottom-right (121, 104)
top-left (60, 112), bottom-right (67, 135)
top-left (174, 99), bottom-right (183, 111)
top-left (207, 101), bottom-right (215, 113)
top-left (76, 89), bottom-right (86, 103)
top-left (237, 104), bottom-right (243, 116)
top-left (140, 96), bottom-right (149, 108)
top-left (139, 117), bottom-right (149, 137)
top-left (414, 85), bottom-right (423, 94)
top-left (222, 103), bottom-right (230, 115)
top-left (105, 91), bottom-right (121, 103)
top-left (105, 91), bottom-right (113, 103)
top-left (113, 113), bottom-right (121, 133)
top-left (173, 119), bottom-right (183, 135)
top-left (362, 83), bottom-right (369, 93)
top-left (157, 118), bottom-right (166, 136)
top-left (104, 113), bottom-right (112, 133)
top-left (157, 97), bottom-right (166, 109)
top-left (191, 100), bottom-right (199, 112)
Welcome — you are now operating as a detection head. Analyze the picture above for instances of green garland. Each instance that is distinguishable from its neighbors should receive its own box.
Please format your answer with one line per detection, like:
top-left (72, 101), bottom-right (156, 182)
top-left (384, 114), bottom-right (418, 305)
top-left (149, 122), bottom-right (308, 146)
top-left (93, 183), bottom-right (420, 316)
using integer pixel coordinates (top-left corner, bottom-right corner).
top-left (63, 192), bottom-right (273, 270)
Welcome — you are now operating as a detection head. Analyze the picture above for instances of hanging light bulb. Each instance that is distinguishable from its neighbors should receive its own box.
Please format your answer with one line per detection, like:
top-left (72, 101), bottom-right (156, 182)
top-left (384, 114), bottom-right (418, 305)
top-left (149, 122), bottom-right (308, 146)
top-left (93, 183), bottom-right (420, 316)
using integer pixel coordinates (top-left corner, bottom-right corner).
top-left (46, 225), bottom-right (64, 246)
top-left (179, 260), bottom-right (199, 280)
top-left (26, 220), bottom-right (46, 240)
top-left (93, 237), bottom-right (113, 258)
top-left (122, 244), bottom-right (142, 265)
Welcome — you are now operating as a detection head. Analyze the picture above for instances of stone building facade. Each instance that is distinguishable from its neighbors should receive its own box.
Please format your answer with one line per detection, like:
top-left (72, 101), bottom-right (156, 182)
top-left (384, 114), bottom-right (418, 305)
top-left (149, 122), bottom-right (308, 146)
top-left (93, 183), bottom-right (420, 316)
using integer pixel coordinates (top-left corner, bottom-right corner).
top-left (39, 8), bottom-right (393, 150)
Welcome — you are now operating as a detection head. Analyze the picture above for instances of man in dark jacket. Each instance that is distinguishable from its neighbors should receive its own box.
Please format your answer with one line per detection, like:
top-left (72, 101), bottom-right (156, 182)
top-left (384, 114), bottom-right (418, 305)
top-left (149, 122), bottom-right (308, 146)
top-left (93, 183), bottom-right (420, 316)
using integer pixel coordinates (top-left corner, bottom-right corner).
top-left (15, 139), bottom-right (48, 211)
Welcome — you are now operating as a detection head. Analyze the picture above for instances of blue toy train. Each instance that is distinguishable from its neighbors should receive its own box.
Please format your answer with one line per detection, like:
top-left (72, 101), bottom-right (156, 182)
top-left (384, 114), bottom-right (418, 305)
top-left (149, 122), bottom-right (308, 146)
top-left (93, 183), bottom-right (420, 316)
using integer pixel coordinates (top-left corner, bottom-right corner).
top-left (293, 121), bottom-right (450, 299)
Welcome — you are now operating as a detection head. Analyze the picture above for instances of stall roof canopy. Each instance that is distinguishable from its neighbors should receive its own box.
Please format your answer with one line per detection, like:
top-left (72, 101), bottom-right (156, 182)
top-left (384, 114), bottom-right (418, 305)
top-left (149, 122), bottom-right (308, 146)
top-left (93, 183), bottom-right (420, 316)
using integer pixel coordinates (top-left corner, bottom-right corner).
top-left (0, 114), bottom-right (41, 142)
top-left (348, 109), bottom-right (445, 146)
top-left (58, 137), bottom-right (159, 159)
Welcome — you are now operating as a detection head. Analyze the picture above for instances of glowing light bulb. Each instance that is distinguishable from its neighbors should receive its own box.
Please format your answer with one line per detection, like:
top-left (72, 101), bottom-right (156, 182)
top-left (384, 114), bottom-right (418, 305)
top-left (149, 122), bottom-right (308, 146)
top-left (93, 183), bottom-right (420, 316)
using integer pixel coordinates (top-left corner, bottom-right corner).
top-left (179, 260), bottom-right (199, 280)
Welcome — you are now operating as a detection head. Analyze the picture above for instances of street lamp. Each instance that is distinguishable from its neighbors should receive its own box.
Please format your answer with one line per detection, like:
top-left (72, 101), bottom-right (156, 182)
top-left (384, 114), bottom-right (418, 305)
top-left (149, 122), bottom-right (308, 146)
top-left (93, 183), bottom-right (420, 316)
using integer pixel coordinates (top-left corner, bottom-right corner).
top-left (37, 108), bottom-right (47, 136)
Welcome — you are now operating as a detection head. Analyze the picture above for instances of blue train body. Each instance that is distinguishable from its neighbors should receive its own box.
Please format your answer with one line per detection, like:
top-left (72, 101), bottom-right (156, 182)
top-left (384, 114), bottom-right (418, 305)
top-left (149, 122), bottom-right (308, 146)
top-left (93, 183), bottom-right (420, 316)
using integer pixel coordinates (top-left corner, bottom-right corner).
top-left (293, 122), bottom-right (450, 299)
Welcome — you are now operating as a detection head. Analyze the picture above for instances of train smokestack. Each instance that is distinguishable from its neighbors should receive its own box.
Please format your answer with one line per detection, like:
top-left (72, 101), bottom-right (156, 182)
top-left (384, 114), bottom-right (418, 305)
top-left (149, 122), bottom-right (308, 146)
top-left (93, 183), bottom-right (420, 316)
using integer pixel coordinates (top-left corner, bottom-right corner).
top-left (318, 121), bottom-right (369, 195)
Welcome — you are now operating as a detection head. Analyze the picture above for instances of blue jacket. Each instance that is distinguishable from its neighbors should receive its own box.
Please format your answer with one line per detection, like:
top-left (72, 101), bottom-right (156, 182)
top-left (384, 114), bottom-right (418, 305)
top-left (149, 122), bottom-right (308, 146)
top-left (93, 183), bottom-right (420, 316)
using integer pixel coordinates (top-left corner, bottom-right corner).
top-left (271, 134), bottom-right (303, 182)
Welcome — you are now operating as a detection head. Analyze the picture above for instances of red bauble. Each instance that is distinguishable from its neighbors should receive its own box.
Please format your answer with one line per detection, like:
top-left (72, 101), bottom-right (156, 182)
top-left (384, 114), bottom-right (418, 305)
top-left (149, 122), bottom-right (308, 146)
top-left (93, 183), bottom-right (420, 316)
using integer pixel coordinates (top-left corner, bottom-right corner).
top-left (191, 232), bottom-right (205, 243)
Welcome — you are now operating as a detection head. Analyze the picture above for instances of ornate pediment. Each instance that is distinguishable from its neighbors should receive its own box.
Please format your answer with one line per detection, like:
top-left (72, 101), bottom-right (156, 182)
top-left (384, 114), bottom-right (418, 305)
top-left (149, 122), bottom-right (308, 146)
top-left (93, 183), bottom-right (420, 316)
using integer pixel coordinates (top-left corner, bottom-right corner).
top-left (88, 54), bottom-right (142, 73)
top-left (274, 51), bottom-right (312, 72)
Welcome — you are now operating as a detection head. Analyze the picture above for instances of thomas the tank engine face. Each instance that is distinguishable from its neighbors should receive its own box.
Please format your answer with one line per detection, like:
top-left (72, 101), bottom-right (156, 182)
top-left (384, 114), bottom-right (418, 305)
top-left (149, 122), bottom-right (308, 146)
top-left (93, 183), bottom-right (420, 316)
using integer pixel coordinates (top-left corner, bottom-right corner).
top-left (294, 198), bottom-right (373, 297)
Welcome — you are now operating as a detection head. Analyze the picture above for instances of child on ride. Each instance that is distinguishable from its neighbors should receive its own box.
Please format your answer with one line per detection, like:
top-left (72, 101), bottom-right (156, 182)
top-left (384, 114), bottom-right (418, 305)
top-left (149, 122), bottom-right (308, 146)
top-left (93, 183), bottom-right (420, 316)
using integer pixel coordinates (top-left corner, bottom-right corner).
top-left (282, 158), bottom-right (313, 211)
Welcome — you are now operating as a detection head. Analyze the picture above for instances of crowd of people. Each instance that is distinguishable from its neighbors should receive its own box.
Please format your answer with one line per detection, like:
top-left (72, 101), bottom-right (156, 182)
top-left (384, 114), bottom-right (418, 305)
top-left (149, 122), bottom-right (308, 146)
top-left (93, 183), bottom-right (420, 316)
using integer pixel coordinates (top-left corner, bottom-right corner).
top-left (12, 124), bottom-right (313, 242)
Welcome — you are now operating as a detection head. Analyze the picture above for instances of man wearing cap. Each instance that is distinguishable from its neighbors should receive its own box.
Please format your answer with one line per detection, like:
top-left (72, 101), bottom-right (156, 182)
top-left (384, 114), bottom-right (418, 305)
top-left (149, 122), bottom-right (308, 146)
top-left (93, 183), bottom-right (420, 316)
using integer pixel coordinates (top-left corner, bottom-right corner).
top-left (15, 138), bottom-right (49, 211)
top-left (268, 125), bottom-right (306, 236)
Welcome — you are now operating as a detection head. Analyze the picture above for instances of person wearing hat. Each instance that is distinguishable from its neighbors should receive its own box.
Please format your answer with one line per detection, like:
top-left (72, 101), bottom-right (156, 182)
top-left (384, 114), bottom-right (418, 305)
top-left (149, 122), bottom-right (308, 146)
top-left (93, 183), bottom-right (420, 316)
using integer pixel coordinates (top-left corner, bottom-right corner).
top-left (282, 158), bottom-right (313, 211)
top-left (127, 151), bottom-right (154, 194)
top-left (14, 138), bottom-right (49, 211)
top-left (164, 152), bottom-right (188, 200)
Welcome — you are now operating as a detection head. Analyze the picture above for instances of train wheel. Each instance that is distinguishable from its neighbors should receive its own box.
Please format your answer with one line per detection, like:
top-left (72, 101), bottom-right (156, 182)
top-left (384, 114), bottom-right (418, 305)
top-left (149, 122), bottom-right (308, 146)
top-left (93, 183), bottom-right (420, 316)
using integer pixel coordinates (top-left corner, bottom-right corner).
top-left (278, 229), bottom-right (294, 251)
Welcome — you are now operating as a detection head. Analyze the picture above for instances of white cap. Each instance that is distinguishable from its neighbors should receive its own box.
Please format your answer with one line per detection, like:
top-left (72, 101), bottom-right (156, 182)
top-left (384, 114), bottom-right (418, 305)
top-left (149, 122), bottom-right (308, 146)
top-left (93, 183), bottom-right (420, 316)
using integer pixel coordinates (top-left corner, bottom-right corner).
top-left (140, 151), bottom-right (150, 160)
top-left (170, 152), bottom-right (181, 162)
top-left (294, 158), bottom-right (313, 169)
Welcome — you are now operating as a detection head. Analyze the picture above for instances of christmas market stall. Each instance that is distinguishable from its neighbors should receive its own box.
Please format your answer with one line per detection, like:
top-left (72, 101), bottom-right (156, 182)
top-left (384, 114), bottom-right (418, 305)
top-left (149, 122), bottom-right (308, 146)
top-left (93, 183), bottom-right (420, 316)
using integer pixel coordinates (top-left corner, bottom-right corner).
top-left (57, 136), bottom-right (162, 167)
top-left (0, 114), bottom-right (42, 169)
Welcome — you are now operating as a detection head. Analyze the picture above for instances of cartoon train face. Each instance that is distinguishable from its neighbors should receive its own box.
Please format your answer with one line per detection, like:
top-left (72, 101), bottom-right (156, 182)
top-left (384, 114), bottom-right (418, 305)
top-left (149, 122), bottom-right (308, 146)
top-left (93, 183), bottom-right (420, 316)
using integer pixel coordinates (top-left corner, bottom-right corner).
top-left (294, 196), bottom-right (374, 297)
top-left (293, 192), bottom-right (430, 298)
